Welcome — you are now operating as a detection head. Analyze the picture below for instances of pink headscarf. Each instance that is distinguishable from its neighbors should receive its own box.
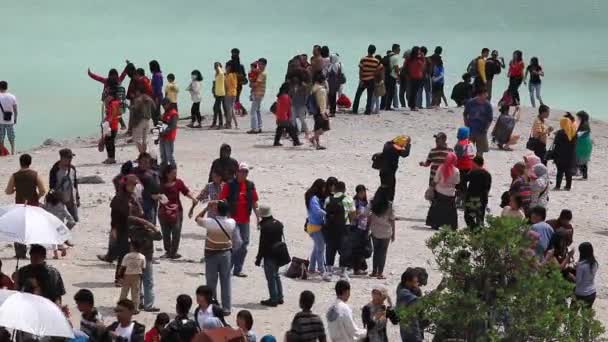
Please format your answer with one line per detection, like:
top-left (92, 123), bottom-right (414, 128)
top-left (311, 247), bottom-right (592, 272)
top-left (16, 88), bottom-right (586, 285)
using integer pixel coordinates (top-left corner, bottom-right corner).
top-left (524, 154), bottom-right (541, 179)
top-left (440, 152), bottom-right (458, 180)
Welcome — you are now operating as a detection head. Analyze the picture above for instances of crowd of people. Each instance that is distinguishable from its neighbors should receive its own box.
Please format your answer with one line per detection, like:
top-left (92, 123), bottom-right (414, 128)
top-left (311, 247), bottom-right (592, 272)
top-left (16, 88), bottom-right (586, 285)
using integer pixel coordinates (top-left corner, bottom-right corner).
top-left (0, 42), bottom-right (600, 342)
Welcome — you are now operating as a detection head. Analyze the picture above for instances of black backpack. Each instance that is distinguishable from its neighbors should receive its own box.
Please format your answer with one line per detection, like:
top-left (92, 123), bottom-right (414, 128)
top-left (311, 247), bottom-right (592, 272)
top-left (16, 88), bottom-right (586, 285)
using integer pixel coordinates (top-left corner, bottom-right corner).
top-left (324, 196), bottom-right (346, 229)
top-left (371, 152), bottom-right (384, 170)
top-left (163, 318), bottom-right (198, 342)
top-left (467, 58), bottom-right (479, 78)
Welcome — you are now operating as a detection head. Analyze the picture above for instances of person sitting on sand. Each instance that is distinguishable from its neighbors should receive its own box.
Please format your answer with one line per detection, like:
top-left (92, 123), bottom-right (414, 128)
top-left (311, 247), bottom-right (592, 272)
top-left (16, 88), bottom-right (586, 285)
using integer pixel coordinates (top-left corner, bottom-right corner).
top-left (492, 104), bottom-right (520, 151)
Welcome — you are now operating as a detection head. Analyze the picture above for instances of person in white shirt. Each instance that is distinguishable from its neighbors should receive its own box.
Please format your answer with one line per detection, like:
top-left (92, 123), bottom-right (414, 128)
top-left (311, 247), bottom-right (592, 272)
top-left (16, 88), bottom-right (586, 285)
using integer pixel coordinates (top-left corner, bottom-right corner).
top-left (106, 299), bottom-right (145, 342)
top-left (326, 280), bottom-right (366, 342)
top-left (195, 200), bottom-right (236, 314)
top-left (0, 81), bottom-right (18, 155)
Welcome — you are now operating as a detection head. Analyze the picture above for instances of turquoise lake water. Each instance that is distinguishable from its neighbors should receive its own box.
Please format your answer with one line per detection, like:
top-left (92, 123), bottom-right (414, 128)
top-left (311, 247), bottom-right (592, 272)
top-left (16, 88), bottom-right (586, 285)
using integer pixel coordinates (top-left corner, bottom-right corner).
top-left (2, 0), bottom-right (607, 149)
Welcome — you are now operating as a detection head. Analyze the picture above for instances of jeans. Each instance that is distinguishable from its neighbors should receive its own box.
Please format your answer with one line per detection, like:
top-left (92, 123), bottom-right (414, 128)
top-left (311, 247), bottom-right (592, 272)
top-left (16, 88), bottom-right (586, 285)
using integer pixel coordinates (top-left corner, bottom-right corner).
top-left (556, 164), bottom-right (573, 190)
top-left (159, 139), bottom-right (175, 166)
top-left (143, 197), bottom-right (158, 225)
top-left (105, 130), bottom-right (117, 159)
top-left (250, 95), bottom-right (263, 130)
top-left (142, 259), bottom-right (155, 309)
top-left (408, 79), bottom-right (423, 109)
top-left (416, 77), bottom-right (432, 108)
top-left (206, 250), bottom-right (232, 311)
top-left (212, 96), bottom-right (224, 126)
top-left (223, 96), bottom-right (235, 127)
top-left (372, 237), bottom-right (390, 275)
top-left (352, 80), bottom-right (374, 114)
top-left (160, 213), bottom-right (183, 256)
top-left (308, 231), bottom-right (326, 273)
top-left (263, 259), bottom-right (283, 302)
top-left (371, 96), bottom-right (381, 114)
top-left (232, 223), bottom-right (250, 274)
top-left (274, 120), bottom-right (300, 146)
top-left (528, 82), bottom-right (542, 108)
top-left (291, 105), bottom-right (308, 133)
top-left (384, 77), bottom-right (397, 110)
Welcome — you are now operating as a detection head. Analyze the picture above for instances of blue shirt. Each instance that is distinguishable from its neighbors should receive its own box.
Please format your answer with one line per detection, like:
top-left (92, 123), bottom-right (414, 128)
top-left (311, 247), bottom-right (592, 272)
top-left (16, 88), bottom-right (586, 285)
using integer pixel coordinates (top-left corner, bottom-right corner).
top-left (307, 195), bottom-right (326, 226)
top-left (532, 221), bottom-right (554, 255)
top-left (464, 98), bottom-right (493, 136)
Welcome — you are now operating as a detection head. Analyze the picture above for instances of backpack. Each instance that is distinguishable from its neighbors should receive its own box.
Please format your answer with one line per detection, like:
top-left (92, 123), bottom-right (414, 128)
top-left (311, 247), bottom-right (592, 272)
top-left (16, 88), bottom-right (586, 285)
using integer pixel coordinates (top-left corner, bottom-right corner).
top-left (466, 58), bottom-right (479, 78)
top-left (306, 92), bottom-right (320, 115)
top-left (195, 328), bottom-right (246, 342)
top-left (163, 318), bottom-right (198, 342)
top-left (324, 196), bottom-right (346, 229)
top-left (371, 152), bottom-right (384, 170)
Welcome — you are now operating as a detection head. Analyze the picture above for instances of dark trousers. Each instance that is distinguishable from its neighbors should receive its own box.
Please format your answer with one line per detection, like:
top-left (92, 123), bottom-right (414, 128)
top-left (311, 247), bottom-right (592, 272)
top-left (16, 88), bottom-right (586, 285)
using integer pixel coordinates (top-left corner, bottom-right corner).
top-left (379, 171), bottom-right (396, 201)
top-left (105, 130), bottom-right (117, 159)
top-left (556, 164), bottom-right (573, 189)
top-left (190, 102), bottom-right (202, 124)
top-left (274, 121), bottom-right (300, 146)
top-left (352, 80), bottom-right (374, 114)
top-left (372, 237), bottom-right (390, 275)
top-left (384, 77), bottom-right (397, 110)
top-left (325, 233), bottom-right (348, 268)
top-left (213, 96), bottom-right (224, 126)
top-left (328, 90), bottom-right (337, 115)
top-left (530, 140), bottom-right (547, 165)
top-left (579, 164), bottom-right (588, 179)
top-left (399, 76), bottom-right (408, 107)
top-left (160, 214), bottom-right (183, 256)
top-left (508, 76), bottom-right (523, 105)
top-left (407, 79), bottom-right (423, 109)
top-left (464, 196), bottom-right (487, 228)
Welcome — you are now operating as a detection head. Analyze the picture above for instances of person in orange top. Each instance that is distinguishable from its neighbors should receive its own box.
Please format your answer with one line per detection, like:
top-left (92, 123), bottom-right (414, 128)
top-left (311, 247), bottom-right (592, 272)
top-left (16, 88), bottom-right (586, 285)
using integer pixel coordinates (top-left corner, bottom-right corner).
top-left (159, 100), bottom-right (179, 166)
top-left (508, 50), bottom-right (525, 108)
top-left (103, 90), bottom-right (121, 164)
top-left (273, 83), bottom-right (301, 147)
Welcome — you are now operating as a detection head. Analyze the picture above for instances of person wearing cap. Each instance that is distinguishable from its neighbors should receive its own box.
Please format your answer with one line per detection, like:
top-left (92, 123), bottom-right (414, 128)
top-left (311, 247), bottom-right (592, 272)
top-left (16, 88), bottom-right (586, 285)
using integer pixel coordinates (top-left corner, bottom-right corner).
top-left (49, 148), bottom-right (80, 222)
top-left (419, 132), bottom-right (453, 187)
top-left (463, 85), bottom-right (493, 157)
top-left (159, 99), bottom-right (179, 166)
top-left (378, 135), bottom-right (411, 201)
top-left (255, 205), bottom-right (285, 307)
top-left (219, 162), bottom-right (259, 278)
top-left (208, 144), bottom-right (240, 183)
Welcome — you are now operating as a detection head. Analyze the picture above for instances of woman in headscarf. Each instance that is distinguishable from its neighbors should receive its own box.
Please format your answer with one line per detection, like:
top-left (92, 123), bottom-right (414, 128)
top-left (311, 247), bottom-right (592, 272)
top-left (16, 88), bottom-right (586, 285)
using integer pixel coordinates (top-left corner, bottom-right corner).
top-left (575, 111), bottom-right (592, 180)
top-left (551, 114), bottom-right (577, 191)
top-left (324, 54), bottom-right (342, 116)
top-left (529, 164), bottom-right (550, 209)
top-left (426, 152), bottom-right (459, 230)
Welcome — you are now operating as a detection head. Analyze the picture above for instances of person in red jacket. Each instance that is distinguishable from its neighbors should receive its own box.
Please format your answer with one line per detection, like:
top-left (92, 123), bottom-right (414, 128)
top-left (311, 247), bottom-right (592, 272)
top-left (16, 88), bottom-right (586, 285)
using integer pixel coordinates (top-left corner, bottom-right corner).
top-left (405, 46), bottom-right (426, 111)
top-left (454, 127), bottom-right (476, 207)
top-left (104, 90), bottom-right (122, 164)
top-left (159, 100), bottom-right (179, 166)
top-left (273, 83), bottom-right (301, 147)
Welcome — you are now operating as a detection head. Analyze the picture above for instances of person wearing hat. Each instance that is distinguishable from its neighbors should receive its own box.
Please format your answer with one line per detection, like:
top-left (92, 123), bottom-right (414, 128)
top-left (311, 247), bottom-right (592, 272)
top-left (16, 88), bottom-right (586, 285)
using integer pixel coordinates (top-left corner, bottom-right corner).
top-left (49, 148), bottom-right (80, 223)
top-left (219, 162), bottom-right (259, 278)
top-left (378, 135), bottom-right (411, 201)
top-left (255, 205), bottom-right (285, 307)
top-left (463, 85), bottom-right (493, 157)
top-left (419, 132), bottom-right (453, 187)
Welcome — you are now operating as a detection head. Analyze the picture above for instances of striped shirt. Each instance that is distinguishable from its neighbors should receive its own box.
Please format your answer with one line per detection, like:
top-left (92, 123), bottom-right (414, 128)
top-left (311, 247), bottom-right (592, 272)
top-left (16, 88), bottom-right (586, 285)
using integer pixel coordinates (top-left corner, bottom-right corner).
top-left (290, 311), bottom-right (326, 342)
top-left (425, 146), bottom-right (453, 186)
top-left (197, 182), bottom-right (224, 218)
top-left (359, 56), bottom-right (380, 81)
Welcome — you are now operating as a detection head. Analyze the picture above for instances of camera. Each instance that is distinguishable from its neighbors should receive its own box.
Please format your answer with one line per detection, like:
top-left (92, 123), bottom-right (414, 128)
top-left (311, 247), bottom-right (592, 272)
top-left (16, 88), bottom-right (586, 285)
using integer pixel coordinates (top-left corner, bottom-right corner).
top-left (150, 123), bottom-right (168, 145)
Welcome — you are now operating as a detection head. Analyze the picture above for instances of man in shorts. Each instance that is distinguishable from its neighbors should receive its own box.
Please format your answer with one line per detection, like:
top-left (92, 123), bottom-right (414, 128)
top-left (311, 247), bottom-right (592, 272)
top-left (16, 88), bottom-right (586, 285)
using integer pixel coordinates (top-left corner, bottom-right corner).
top-left (129, 86), bottom-right (155, 154)
top-left (0, 81), bottom-right (18, 155)
top-left (463, 86), bottom-right (493, 157)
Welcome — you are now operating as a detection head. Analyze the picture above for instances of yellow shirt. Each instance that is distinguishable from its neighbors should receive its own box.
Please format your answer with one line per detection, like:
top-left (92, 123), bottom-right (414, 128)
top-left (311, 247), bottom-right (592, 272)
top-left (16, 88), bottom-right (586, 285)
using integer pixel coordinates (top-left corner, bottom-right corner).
top-left (306, 223), bottom-right (322, 234)
top-left (477, 58), bottom-right (487, 83)
top-left (225, 73), bottom-right (238, 97)
top-left (214, 72), bottom-right (226, 97)
top-left (164, 82), bottom-right (179, 103)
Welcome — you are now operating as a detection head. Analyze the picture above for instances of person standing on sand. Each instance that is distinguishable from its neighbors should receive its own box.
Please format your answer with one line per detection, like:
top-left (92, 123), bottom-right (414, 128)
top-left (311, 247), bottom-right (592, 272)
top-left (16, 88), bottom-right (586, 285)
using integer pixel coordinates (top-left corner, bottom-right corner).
top-left (102, 87), bottom-right (121, 164)
top-left (383, 44), bottom-right (401, 111)
top-left (129, 87), bottom-right (155, 154)
top-left (211, 63), bottom-right (226, 129)
top-left (368, 186), bottom-right (395, 279)
top-left (507, 50), bottom-right (525, 111)
top-left (416, 46), bottom-right (432, 109)
top-left (485, 50), bottom-right (505, 101)
top-left (219, 162), bottom-right (259, 278)
top-left (463, 86), bottom-right (493, 157)
top-left (305, 179), bottom-right (329, 280)
top-left (255, 205), bottom-right (285, 307)
top-left (325, 54), bottom-right (343, 116)
top-left (133, 153), bottom-right (161, 225)
top-left (470, 48), bottom-right (489, 93)
top-left (287, 291), bottom-right (327, 342)
top-left (224, 64), bottom-right (238, 129)
top-left (450, 73), bottom-right (473, 107)
top-left (524, 57), bottom-right (544, 108)
top-left (426, 152), bottom-right (459, 230)
top-left (379, 135), bottom-right (411, 201)
top-left (463, 156), bottom-right (492, 228)
top-left (49, 148), bottom-right (80, 223)
top-left (419, 132), bottom-right (453, 187)
top-left (186, 70), bottom-right (203, 128)
top-left (575, 111), bottom-right (592, 180)
top-left (226, 48), bottom-right (248, 116)
top-left (430, 53), bottom-right (446, 108)
top-left (149, 60), bottom-right (164, 126)
top-left (248, 58), bottom-right (267, 134)
top-left (159, 99), bottom-right (179, 166)
top-left (527, 104), bottom-right (553, 164)
top-left (273, 82), bottom-right (302, 147)
top-left (0, 81), bottom-right (18, 155)
top-left (5, 154), bottom-right (46, 258)
top-left (552, 114), bottom-right (577, 191)
top-left (310, 72), bottom-right (330, 150)
top-left (164, 73), bottom-right (179, 111)
top-left (208, 144), bottom-right (239, 183)
top-left (288, 72), bottom-right (310, 138)
top-left (352, 45), bottom-right (380, 115)
top-left (405, 46), bottom-right (425, 111)
top-left (326, 280), bottom-right (367, 342)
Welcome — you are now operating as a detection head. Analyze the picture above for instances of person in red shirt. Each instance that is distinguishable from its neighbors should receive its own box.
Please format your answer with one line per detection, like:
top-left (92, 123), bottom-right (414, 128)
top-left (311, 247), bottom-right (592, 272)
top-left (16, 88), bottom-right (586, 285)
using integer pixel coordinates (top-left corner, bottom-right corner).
top-left (219, 162), bottom-right (259, 277)
top-left (507, 50), bottom-right (525, 107)
top-left (143, 312), bottom-right (169, 342)
top-left (273, 83), bottom-right (301, 147)
top-left (405, 46), bottom-right (426, 111)
top-left (104, 91), bottom-right (121, 164)
top-left (159, 100), bottom-right (179, 166)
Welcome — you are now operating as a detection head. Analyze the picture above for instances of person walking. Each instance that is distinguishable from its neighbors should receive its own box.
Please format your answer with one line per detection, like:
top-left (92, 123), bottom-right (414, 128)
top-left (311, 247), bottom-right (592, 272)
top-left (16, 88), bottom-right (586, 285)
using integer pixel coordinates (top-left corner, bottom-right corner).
top-left (4, 154), bottom-right (46, 258)
top-left (485, 50), bottom-right (505, 101)
top-left (552, 114), bottom-right (577, 191)
top-left (378, 135), bottom-right (411, 202)
top-left (159, 100), bottom-right (179, 166)
top-left (575, 111), bottom-right (592, 180)
top-left (305, 179), bottom-right (329, 280)
top-left (195, 201), bottom-right (236, 315)
top-left (426, 152), bottom-right (459, 230)
top-left (129, 87), bottom-right (155, 154)
top-left (352, 45), bottom-right (381, 115)
top-left (527, 105), bottom-right (553, 164)
top-left (49, 148), bottom-right (80, 223)
top-left (273, 83), bottom-right (301, 147)
top-left (102, 88), bottom-right (121, 164)
top-left (383, 44), bottom-right (401, 111)
top-left (255, 205), bottom-right (285, 307)
top-left (149, 60), bottom-right (164, 126)
top-left (463, 86), bottom-right (493, 157)
top-left (524, 57), bottom-right (544, 108)
top-left (211, 63), bottom-right (226, 129)
top-left (248, 58), bottom-right (267, 134)
top-left (219, 162), bottom-right (259, 277)
top-left (0, 81), bottom-right (18, 155)
top-left (158, 164), bottom-right (197, 259)
top-left (368, 186), bottom-right (395, 279)
top-left (186, 70), bottom-right (203, 128)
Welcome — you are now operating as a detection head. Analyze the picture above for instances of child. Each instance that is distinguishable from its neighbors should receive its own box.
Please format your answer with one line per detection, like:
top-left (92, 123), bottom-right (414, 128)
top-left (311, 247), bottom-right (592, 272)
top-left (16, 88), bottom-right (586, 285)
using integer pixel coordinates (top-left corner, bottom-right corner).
top-left (144, 312), bottom-right (170, 342)
top-left (194, 285), bottom-right (228, 329)
top-left (248, 62), bottom-right (260, 86)
top-left (454, 127), bottom-right (476, 207)
top-left (351, 185), bottom-right (369, 276)
top-left (450, 73), bottom-right (473, 107)
top-left (103, 91), bottom-right (121, 164)
top-left (74, 289), bottom-right (104, 342)
top-left (501, 195), bottom-right (525, 219)
top-left (164, 295), bottom-right (198, 342)
top-left (119, 240), bottom-right (146, 313)
top-left (273, 83), bottom-right (301, 147)
top-left (164, 73), bottom-right (179, 111)
top-left (0, 260), bottom-right (14, 290)
top-left (186, 70), bottom-right (203, 128)
top-left (336, 93), bottom-right (352, 111)
top-left (237, 310), bottom-right (257, 342)
top-left (43, 191), bottom-right (76, 259)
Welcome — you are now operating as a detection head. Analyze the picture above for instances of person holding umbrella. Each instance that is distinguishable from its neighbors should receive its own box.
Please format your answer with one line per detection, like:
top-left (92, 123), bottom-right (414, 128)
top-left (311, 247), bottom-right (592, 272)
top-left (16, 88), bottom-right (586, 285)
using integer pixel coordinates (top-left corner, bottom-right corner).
top-left (13, 244), bottom-right (65, 304)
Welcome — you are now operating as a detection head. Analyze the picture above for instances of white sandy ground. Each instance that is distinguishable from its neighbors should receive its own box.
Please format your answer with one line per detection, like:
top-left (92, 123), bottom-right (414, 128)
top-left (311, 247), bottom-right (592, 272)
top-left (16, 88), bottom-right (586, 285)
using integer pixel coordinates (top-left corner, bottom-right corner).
top-left (0, 106), bottom-right (606, 340)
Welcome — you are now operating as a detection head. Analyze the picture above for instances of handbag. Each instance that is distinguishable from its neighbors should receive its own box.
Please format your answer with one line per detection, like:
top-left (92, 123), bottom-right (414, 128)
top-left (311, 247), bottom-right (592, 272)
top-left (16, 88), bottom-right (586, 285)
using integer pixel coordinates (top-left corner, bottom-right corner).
top-left (213, 218), bottom-right (242, 252)
top-left (271, 235), bottom-right (291, 267)
top-left (424, 186), bottom-right (435, 201)
top-left (0, 101), bottom-right (12, 122)
top-left (545, 142), bottom-right (556, 161)
top-left (284, 257), bottom-right (309, 279)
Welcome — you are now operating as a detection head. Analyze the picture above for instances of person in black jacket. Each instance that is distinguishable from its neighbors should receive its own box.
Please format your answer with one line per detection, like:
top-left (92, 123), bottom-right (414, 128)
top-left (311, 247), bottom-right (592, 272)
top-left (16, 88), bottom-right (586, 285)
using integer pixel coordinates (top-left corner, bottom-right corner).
top-left (378, 135), bottom-right (411, 201)
top-left (104, 299), bottom-right (145, 342)
top-left (163, 294), bottom-right (198, 342)
top-left (255, 205), bottom-right (285, 307)
top-left (552, 115), bottom-right (577, 191)
top-left (208, 144), bottom-right (239, 183)
top-left (361, 286), bottom-right (399, 342)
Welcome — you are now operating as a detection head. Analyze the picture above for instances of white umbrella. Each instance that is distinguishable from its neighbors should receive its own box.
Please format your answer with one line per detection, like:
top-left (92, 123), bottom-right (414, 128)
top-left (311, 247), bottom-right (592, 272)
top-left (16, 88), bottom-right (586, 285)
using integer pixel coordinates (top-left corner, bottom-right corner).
top-left (0, 290), bottom-right (74, 338)
top-left (0, 205), bottom-right (71, 245)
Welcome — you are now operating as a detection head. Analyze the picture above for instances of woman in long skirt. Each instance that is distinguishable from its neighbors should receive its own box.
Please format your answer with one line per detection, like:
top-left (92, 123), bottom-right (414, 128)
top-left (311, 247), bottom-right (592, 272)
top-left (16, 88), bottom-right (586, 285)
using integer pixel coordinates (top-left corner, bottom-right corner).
top-left (426, 152), bottom-right (459, 230)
